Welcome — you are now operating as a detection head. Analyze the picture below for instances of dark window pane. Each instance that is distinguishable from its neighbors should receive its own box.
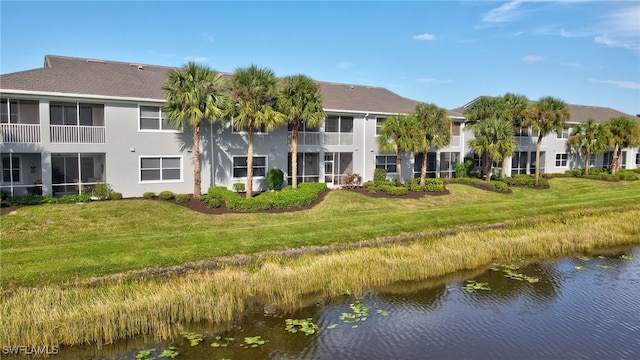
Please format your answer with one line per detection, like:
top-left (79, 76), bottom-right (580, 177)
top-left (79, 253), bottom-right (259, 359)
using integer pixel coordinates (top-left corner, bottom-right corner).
top-left (141, 158), bottom-right (160, 169)
top-left (141, 169), bottom-right (160, 181)
top-left (140, 118), bottom-right (159, 130)
top-left (162, 169), bottom-right (180, 180)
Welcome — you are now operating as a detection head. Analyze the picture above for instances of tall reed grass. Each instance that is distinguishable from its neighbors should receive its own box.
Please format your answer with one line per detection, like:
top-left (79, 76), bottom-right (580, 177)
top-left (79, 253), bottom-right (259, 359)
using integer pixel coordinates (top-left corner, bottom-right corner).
top-left (2, 208), bottom-right (639, 348)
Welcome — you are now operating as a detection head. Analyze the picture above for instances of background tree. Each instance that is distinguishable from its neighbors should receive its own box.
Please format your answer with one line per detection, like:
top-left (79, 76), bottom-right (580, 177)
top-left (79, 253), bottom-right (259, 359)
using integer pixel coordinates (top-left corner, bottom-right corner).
top-left (468, 117), bottom-right (516, 182)
top-left (414, 103), bottom-right (451, 186)
top-left (377, 114), bottom-right (420, 185)
top-left (568, 118), bottom-right (608, 175)
top-left (500, 93), bottom-right (530, 178)
top-left (278, 75), bottom-right (325, 189)
top-left (526, 96), bottom-right (570, 185)
top-left (604, 116), bottom-right (640, 174)
top-left (463, 96), bottom-right (505, 177)
top-left (230, 65), bottom-right (286, 198)
top-left (163, 62), bottom-right (228, 199)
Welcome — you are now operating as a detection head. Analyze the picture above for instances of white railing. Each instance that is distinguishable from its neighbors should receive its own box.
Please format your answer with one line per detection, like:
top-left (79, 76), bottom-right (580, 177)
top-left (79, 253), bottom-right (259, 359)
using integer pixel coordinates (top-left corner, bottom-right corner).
top-left (50, 125), bottom-right (106, 144)
top-left (450, 136), bottom-right (461, 147)
top-left (324, 133), bottom-right (353, 146)
top-left (288, 132), bottom-right (321, 146)
top-left (0, 184), bottom-right (43, 197)
top-left (516, 136), bottom-right (547, 148)
top-left (0, 123), bottom-right (41, 143)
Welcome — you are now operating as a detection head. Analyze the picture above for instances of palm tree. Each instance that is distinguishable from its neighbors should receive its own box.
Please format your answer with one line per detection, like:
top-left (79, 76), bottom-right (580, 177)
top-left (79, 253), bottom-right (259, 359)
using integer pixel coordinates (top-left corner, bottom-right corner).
top-left (377, 114), bottom-right (421, 185)
top-left (230, 65), bottom-right (286, 198)
top-left (527, 96), bottom-right (570, 185)
top-left (568, 118), bottom-right (608, 175)
top-left (464, 96), bottom-right (505, 177)
top-left (163, 62), bottom-right (228, 199)
top-left (500, 93), bottom-right (530, 178)
top-left (468, 117), bottom-right (516, 182)
top-left (278, 75), bottom-right (325, 189)
top-left (414, 103), bottom-right (451, 186)
top-left (604, 116), bottom-right (640, 174)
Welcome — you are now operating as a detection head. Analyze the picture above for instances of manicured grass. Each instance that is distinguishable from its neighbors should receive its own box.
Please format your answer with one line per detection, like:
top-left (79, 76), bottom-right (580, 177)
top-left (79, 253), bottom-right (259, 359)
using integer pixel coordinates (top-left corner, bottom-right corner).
top-left (2, 178), bottom-right (640, 288)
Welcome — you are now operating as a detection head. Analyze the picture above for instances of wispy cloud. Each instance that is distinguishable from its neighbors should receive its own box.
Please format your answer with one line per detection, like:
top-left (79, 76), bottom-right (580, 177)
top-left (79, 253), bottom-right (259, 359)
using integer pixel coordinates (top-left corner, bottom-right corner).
top-left (413, 33), bottom-right (436, 41)
top-left (482, 0), bottom-right (526, 23)
top-left (593, 5), bottom-right (640, 50)
top-left (417, 78), bottom-right (453, 85)
top-left (203, 32), bottom-right (215, 43)
top-left (338, 62), bottom-right (353, 70)
top-left (522, 55), bottom-right (543, 62)
top-left (589, 78), bottom-right (640, 89)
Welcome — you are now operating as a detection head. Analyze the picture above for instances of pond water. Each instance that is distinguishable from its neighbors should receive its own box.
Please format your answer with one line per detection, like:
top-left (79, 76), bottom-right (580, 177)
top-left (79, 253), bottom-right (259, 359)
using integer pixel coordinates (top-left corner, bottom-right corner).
top-left (55, 245), bottom-right (640, 359)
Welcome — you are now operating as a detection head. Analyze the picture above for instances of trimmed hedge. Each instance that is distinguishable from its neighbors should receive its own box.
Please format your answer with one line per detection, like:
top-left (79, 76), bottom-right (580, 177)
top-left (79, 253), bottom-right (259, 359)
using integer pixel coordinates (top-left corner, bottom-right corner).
top-left (425, 179), bottom-right (445, 192)
top-left (158, 191), bottom-right (174, 201)
top-left (175, 194), bottom-right (190, 203)
top-left (109, 192), bottom-right (123, 200)
top-left (202, 183), bottom-right (327, 211)
top-left (142, 192), bottom-right (156, 199)
top-left (445, 177), bottom-right (510, 193)
top-left (503, 175), bottom-right (549, 188)
top-left (58, 193), bottom-right (92, 204)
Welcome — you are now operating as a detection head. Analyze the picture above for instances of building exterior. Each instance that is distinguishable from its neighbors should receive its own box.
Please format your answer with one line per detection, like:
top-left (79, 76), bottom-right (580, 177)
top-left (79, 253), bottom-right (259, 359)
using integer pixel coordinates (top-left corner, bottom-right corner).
top-left (1, 55), bottom-right (638, 198)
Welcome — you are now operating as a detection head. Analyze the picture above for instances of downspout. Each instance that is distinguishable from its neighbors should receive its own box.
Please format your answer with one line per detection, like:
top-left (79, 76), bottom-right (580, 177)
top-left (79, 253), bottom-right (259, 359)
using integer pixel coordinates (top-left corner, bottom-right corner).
top-left (363, 113), bottom-right (369, 182)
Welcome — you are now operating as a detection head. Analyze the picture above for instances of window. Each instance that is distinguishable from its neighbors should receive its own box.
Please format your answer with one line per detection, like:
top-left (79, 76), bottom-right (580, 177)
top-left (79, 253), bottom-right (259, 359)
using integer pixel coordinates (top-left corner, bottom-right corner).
top-left (555, 153), bottom-right (568, 167)
top-left (233, 156), bottom-right (266, 178)
top-left (530, 151), bottom-right (545, 174)
top-left (139, 106), bottom-right (177, 131)
top-left (376, 117), bottom-right (386, 135)
top-left (451, 122), bottom-right (461, 136)
top-left (557, 126), bottom-right (572, 139)
top-left (636, 150), bottom-right (640, 166)
top-left (589, 154), bottom-right (596, 167)
top-left (326, 115), bottom-right (353, 133)
top-left (50, 103), bottom-right (100, 126)
top-left (288, 121), bottom-right (319, 132)
top-left (413, 152), bottom-right (437, 178)
top-left (621, 151), bottom-right (627, 169)
top-left (514, 126), bottom-right (530, 137)
top-left (376, 155), bottom-right (396, 173)
top-left (440, 152), bottom-right (460, 178)
top-left (1, 155), bottom-right (21, 183)
top-left (0, 99), bottom-right (18, 123)
top-left (511, 152), bottom-right (528, 175)
top-left (140, 157), bottom-right (182, 182)
top-left (603, 151), bottom-right (613, 169)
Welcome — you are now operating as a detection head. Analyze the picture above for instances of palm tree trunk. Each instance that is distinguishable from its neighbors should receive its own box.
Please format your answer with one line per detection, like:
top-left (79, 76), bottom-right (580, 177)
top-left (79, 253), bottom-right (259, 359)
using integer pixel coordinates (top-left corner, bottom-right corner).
top-left (486, 155), bottom-right (493, 182)
top-left (501, 156), bottom-right (509, 179)
top-left (396, 147), bottom-right (403, 185)
top-left (611, 144), bottom-right (620, 175)
top-left (291, 124), bottom-right (299, 189)
top-left (535, 134), bottom-right (543, 185)
top-left (483, 151), bottom-right (490, 179)
top-left (193, 123), bottom-right (201, 199)
top-left (584, 150), bottom-right (590, 175)
top-left (246, 126), bottom-right (254, 199)
top-left (420, 151), bottom-right (427, 187)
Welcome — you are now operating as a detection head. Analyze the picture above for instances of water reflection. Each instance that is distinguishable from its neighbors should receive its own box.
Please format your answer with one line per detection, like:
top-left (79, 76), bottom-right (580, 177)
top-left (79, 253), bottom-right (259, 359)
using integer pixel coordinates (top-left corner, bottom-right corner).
top-left (47, 246), bottom-right (639, 360)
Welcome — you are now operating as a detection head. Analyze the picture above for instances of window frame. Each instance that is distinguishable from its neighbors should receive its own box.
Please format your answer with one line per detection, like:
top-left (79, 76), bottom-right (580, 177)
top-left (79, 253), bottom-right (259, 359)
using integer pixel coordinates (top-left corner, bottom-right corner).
top-left (557, 126), bottom-right (573, 139)
top-left (375, 155), bottom-right (397, 174)
top-left (138, 105), bottom-right (180, 132)
top-left (555, 153), bottom-right (568, 167)
top-left (139, 156), bottom-right (183, 183)
top-left (232, 155), bottom-right (267, 179)
top-left (1, 154), bottom-right (21, 183)
top-left (0, 98), bottom-right (18, 124)
top-left (375, 117), bottom-right (386, 136)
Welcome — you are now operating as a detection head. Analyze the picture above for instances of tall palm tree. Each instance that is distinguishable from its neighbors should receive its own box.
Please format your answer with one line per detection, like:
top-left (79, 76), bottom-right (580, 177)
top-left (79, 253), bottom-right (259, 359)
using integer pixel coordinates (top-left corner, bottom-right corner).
top-left (377, 114), bottom-right (421, 185)
top-left (469, 117), bottom-right (516, 182)
top-left (163, 62), bottom-right (228, 199)
top-left (414, 103), bottom-right (451, 186)
top-left (568, 118), bottom-right (608, 175)
top-left (527, 96), bottom-right (570, 185)
top-left (500, 93), bottom-right (530, 178)
top-left (464, 96), bottom-right (505, 177)
top-left (604, 116), bottom-right (640, 174)
top-left (230, 65), bottom-right (286, 198)
top-left (278, 75), bottom-right (325, 189)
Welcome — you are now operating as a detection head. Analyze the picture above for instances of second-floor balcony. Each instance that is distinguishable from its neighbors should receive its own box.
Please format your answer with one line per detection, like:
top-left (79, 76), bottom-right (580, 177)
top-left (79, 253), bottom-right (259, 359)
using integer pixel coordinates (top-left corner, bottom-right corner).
top-left (50, 125), bottom-right (106, 144)
top-left (324, 133), bottom-right (353, 146)
top-left (1, 123), bottom-right (41, 143)
top-left (288, 131), bottom-right (322, 146)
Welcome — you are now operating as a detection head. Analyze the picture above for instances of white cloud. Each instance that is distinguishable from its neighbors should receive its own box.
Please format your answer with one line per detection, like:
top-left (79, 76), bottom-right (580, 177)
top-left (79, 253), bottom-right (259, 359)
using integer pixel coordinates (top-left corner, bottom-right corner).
top-left (594, 5), bottom-right (640, 50)
top-left (413, 33), bottom-right (437, 41)
top-left (338, 62), bottom-right (353, 70)
top-left (417, 78), bottom-right (453, 84)
top-left (522, 55), bottom-right (543, 62)
top-left (482, 0), bottom-right (525, 23)
top-left (589, 78), bottom-right (640, 90)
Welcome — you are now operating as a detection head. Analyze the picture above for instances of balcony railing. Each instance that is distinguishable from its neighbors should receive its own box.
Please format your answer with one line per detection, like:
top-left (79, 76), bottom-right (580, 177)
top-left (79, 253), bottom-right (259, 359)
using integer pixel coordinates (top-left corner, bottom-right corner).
top-left (0, 123), bottom-right (41, 143)
top-left (288, 132), bottom-right (321, 146)
top-left (50, 125), bottom-right (106, 144)
top-left (324, 133), bottom-right (353, 146)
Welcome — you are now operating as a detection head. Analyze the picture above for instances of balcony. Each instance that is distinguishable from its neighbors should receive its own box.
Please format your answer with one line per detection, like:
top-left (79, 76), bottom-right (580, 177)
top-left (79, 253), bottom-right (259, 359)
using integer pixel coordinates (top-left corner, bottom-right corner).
top-left (1, 123), bottom-right (41, 143)
top-left (50, 125), bottom-right (106, 144)
top-left (288, 132), bottom-right (321, 146)
top-left (324, 133), bottom-right (353, 146)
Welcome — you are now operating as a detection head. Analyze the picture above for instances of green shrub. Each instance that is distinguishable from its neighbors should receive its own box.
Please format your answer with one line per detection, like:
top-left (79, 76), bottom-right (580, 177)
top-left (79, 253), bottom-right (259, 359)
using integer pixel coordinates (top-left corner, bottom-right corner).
top-left (362, 181), bottom-right (376, 190)
top-left (201, 196), bottom-right (222, 208)
top-left (491, 180), bottom-right (509, 191)
top-left (504, 174), bottom-right (548, 188)
top-left (6, 194), bottom-right (52, 206)
top-left (373, 168), bottom-right (387, 183)
top-left (618, 170), bottom-right (639, 181)
top-left (425, 178), bottom-right (444, 192)
top-left (266, 168), bottom-right (284, 191)
top-left (454, 157), bottom-right (475, 178)
top-left (143, 192), bottom-right (155, 199)
top-left (446, 177), bottom-right (510, 193)
top-left (564, 169), bottom-right (583, 177)
top-left (175, 194), bottom-right (190, 203)
top-left (158, 191), bottom-right (174, 200)
top-left (206, 186), bottom-right (238, 202)
top-left (386, 186), bottom-right (408, 196)
top-left (109, 192), bottom-right (123, 200)
top-left (92, 182), bottom-right (112, 200)
top-left (58, 193), bottom-right (91, 204)
top-left (224, 182), bottom-right (327, 211)
top-left (233, 183), bottom-right (245, 192)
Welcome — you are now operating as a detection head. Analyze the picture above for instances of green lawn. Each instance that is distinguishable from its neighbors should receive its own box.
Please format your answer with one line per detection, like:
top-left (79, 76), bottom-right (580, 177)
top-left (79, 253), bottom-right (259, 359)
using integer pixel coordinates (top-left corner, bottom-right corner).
top-left (2, 178), bottom-right (639, 288)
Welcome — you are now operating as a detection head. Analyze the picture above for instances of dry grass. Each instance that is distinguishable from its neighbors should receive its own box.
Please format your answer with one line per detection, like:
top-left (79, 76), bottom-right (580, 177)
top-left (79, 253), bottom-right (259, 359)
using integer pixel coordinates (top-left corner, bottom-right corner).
top-left (2, 207), bottom-right (639, 348)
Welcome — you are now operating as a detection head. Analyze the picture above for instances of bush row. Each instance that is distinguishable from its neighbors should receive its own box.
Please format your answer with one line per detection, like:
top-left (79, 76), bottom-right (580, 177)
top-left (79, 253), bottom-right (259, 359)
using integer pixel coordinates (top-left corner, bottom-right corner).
top-left (502, 174), bottom-right (549, 188)
top-left (552, 168), bottom-right (639, 181)
top-left (445, 177), bottom-right (511, 193)
top-left (201, 182), bottom-right (327, 211)
top-left (362, 177), bottom-right (445, 195)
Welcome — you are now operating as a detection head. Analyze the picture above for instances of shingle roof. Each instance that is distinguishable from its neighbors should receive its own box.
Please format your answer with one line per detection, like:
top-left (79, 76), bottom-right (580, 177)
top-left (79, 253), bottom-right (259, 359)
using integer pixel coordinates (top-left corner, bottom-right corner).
top-left (452, 96), bottom-right (639, 124)
top-left (0, 55), bottom-right (463, 117)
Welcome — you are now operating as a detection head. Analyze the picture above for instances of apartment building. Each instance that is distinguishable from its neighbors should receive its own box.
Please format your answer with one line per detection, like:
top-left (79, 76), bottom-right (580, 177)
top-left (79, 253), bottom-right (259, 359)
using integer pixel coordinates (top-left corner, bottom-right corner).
top-left (1, 55), bottom-right (638, 197)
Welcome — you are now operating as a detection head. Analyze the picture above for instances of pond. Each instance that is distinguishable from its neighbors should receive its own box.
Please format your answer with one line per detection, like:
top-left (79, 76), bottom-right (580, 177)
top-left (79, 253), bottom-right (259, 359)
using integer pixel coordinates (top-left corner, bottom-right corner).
top-left (53, 245), bottom-right (640, 359)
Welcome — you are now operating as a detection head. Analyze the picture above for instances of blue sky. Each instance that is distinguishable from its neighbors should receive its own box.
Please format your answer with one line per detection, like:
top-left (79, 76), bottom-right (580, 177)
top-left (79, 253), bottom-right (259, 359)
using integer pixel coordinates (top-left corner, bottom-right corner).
top-left (1, 1), bottom-right (639, 116)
